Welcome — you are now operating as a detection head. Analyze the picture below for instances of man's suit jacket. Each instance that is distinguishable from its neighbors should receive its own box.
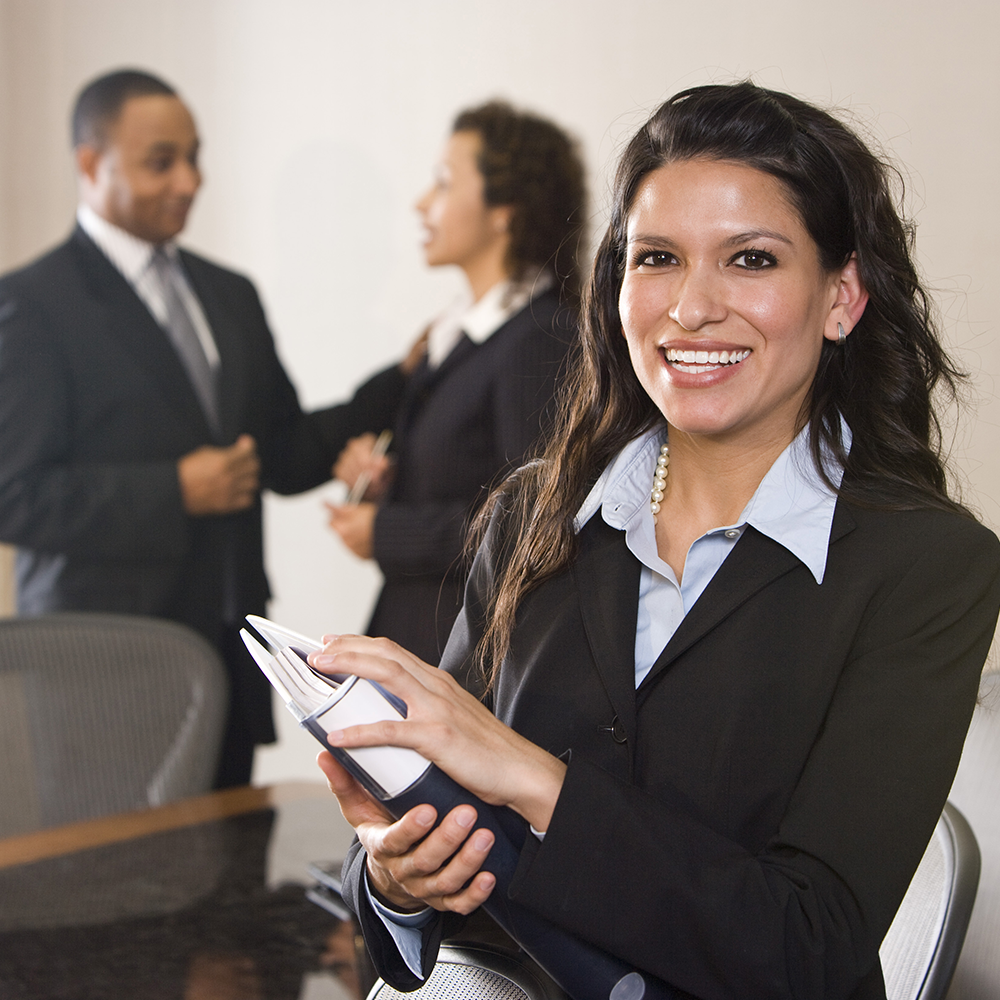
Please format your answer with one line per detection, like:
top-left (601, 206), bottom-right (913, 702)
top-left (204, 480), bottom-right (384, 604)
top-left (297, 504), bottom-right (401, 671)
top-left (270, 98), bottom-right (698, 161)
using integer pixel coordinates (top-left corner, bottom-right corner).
top-left (346, 495), bottom-right (1000, 1000)
top-left (367, 287), bottom-right (574, 664)
top-left (0, 227), bottom-right (402, 740)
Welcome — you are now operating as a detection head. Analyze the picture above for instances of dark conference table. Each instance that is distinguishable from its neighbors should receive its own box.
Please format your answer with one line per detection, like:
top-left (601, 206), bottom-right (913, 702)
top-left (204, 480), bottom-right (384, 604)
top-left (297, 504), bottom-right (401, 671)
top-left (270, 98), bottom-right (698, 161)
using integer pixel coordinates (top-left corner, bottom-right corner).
top-left (0, 782), bottom-right (369, 1000)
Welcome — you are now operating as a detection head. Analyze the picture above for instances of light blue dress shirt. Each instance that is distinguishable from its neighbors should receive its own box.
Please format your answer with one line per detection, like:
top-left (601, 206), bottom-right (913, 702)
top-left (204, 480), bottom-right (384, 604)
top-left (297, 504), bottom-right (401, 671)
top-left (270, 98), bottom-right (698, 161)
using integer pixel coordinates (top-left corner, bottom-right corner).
top-left (576, 422), bottom-right (845, 686)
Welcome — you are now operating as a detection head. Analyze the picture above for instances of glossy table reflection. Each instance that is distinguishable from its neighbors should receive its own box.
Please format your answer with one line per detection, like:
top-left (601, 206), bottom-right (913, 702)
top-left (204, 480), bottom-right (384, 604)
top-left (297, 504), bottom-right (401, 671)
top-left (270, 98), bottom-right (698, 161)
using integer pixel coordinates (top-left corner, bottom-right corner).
top-left (0, 782), bottom-right (365, 1000)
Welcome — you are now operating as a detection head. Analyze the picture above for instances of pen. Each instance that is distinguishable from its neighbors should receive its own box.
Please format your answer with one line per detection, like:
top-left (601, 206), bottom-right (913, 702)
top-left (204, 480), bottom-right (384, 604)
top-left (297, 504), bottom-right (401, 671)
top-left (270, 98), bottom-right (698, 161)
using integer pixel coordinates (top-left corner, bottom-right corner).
top-left (347, 428), bottom-right (392, 503)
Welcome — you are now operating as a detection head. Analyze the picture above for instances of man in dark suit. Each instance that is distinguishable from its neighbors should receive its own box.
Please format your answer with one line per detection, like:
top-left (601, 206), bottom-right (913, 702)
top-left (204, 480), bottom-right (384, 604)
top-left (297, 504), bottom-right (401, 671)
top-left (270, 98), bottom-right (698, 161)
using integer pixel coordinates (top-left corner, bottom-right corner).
top-left (0, 69), bottom-right (401, 786)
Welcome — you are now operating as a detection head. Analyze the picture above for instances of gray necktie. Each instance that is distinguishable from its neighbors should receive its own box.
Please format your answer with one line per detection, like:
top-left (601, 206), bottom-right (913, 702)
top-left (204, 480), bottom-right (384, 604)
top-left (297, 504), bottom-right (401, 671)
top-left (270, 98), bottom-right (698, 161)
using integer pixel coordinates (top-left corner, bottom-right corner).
top-left (150, 249), bottom-right (220, 434)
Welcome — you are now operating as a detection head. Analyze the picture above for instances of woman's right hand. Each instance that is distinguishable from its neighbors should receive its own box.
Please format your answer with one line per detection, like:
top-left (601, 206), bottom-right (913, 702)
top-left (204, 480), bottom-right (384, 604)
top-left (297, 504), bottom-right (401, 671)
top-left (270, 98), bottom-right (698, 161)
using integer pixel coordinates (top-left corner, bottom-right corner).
top-left (317, 750), bottom-right (497, 915)
top-left (333, 433), bottom-right (393, 501)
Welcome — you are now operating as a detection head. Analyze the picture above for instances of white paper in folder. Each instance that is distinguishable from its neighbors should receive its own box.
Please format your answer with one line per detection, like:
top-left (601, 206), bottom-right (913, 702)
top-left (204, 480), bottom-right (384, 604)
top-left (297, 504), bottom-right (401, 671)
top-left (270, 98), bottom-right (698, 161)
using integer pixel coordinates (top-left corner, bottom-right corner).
top-left (240, 615), bottom-right (429, 798)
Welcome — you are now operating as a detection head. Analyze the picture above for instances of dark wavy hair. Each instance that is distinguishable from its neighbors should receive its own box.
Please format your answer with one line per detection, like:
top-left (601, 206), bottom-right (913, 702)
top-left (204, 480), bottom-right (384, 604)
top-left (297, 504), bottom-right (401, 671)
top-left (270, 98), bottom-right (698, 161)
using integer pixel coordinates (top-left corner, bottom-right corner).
top-left (453, 101), bottom-right (586, 299)
top-left (72, 69), bottom-right (176, 149)
top-left (470, 81), bottom-right (970, 682)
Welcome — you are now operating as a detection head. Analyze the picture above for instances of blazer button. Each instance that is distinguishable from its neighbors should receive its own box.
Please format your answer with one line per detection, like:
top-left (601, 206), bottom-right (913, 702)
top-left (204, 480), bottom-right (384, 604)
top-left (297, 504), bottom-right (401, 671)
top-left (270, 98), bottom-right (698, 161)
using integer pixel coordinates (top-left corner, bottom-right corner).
top-left (611, 716), bottom-right (627, 744)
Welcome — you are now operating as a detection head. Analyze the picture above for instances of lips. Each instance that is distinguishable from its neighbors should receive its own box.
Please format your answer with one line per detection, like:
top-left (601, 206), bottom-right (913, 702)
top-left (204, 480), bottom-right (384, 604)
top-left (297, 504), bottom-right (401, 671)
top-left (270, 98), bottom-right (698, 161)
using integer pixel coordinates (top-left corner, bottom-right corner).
top-left (664, 347), bottom-right (750, 375)
top-left (665, 348), bottom-right (750, 366)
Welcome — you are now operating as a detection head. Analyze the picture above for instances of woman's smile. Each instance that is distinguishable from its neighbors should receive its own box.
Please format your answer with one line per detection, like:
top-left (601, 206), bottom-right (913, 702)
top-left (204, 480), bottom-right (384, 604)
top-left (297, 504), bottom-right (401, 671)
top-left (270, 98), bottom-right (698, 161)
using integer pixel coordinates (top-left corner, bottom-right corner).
top-left (663, 346), bottom-right (751, 372)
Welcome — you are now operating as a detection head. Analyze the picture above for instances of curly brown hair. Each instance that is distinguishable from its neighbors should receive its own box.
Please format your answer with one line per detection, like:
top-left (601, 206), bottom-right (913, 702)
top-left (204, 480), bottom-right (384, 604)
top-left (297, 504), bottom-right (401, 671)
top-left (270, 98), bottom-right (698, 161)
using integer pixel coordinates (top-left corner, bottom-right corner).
top-left (453, 101), bottom-right (586, 299)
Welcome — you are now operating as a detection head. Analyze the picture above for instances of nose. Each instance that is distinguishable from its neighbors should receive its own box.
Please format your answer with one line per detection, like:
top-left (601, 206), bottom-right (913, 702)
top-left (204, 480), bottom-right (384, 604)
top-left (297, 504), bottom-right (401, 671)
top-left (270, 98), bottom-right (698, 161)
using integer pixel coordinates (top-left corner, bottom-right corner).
top-left (174, 159), bottom-right (201, 198)
top-left (667, 265), bottom-right (726, 331)
top-left (414, 186), bottom-right (433, 216)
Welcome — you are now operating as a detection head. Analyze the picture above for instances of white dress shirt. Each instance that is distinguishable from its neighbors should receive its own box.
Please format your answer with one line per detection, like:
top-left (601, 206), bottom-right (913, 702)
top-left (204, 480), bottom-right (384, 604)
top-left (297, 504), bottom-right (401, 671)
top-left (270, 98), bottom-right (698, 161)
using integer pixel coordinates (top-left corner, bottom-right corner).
top-left (76, 204), bottom-right (220, 369)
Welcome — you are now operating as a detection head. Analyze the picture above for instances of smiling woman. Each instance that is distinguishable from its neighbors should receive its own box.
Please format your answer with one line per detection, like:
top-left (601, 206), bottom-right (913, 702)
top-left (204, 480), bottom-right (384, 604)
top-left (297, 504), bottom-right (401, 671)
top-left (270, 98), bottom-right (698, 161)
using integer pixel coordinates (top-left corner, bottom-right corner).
top-left (618, 158), bottom-right (867, 574)
top-left (321, 83), bottom-right (1000, 1000)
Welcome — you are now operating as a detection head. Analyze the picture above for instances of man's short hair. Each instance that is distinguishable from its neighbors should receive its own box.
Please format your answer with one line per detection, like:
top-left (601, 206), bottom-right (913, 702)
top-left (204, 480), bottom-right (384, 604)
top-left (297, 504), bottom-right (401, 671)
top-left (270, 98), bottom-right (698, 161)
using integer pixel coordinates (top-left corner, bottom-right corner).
top-left (71, 69), bottom-right (176, 149)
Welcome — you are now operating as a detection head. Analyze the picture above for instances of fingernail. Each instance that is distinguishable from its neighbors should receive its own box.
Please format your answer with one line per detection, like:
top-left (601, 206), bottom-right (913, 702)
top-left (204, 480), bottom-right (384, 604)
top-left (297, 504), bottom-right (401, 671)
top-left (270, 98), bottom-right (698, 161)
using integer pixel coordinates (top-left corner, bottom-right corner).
top-left (312, 654), bottom-right (335, 669)
top-left (326, 730), bottom-right (344, 745)
top-left (414, 807), bottom-right (435, 828)
top-left (473, 832), bottom-right (493, 851)
top-left (455, 808), bottom-right (476, 829)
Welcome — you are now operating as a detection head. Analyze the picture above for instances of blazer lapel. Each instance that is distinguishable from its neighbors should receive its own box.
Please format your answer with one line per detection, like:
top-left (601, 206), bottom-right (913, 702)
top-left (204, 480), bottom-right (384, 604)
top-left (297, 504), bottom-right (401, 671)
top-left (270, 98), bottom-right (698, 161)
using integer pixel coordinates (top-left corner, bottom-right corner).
top-left (637, 502), bottom-right (858, 698)
top-left (395, 335), bottom-right (478, 441)
top-left (572, 516), bottom-right (641, 741)
top-left (72, 231), bottom-right (214, 441)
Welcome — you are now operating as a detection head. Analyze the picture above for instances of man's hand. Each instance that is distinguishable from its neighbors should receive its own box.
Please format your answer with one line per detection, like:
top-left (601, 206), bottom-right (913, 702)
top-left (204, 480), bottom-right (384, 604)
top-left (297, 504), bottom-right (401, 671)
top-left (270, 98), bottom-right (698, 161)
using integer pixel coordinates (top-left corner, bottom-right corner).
top-left (178, 434), bottom-right (261, 515)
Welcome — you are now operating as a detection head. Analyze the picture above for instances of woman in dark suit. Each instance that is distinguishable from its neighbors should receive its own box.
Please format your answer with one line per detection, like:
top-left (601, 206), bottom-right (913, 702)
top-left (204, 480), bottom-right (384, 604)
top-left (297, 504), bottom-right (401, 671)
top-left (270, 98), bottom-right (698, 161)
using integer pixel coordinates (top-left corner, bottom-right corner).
top-left (313, 84), bottom-right (1000, 1000)
top-left (327, 101), bottom-right (585, 665)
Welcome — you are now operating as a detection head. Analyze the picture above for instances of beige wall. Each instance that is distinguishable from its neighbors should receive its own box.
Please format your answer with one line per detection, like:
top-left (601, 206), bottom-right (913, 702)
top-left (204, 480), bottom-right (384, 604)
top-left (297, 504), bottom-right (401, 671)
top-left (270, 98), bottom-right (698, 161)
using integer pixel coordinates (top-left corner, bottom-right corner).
top-left (1, 0), bottom-right (998, 777)
top-left (0, 545), bottom-right (13, 616)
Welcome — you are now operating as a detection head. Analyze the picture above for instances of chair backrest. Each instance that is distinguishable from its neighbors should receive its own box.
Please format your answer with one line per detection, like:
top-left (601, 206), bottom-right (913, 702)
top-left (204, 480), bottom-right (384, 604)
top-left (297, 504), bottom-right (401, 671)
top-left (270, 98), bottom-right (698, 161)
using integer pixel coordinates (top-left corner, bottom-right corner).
top-left (366, 944), bottom-right (568, 1000)
top-left (940, 671), bottom-right (1000, 1000)
top-left (0, 612), bottom-right (228, 837)
top-left (880, 802), bottom-right (980, 1000)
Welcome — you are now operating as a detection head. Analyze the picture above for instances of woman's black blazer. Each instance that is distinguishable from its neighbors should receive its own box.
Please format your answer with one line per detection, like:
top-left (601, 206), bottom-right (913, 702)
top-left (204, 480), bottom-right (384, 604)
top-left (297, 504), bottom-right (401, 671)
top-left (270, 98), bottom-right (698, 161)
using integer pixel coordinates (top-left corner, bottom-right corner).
top-left (366, 288), bottom-right (574, 664)
top-left (349, 496), bottom-right (1000, 1000)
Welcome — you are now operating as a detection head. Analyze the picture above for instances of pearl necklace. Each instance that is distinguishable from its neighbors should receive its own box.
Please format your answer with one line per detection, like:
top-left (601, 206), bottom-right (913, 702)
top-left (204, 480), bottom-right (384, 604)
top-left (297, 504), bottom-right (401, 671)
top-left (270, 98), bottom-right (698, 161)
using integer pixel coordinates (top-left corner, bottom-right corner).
top-left (650, 442), bottom-right (669, 514)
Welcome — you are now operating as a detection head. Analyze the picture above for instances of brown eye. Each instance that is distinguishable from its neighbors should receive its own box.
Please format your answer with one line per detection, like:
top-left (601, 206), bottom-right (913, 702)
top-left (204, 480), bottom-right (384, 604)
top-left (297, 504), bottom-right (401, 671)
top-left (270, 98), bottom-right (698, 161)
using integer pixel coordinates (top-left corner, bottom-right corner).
top-left (632, 250), bottom-right (675, 268)
top-left (733, 249), bottom-right (776, 270)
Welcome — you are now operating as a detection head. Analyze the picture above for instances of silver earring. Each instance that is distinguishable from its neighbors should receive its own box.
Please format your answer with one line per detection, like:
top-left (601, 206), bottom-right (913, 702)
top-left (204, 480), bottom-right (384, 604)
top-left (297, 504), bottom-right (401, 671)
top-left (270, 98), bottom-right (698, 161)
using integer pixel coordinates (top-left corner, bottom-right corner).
top-left (837, 322), bottom-right (847, 347)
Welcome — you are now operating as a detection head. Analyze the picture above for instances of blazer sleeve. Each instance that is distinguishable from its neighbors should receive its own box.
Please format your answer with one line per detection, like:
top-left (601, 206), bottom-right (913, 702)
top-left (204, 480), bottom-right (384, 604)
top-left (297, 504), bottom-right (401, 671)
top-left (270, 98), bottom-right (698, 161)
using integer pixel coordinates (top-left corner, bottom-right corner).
top-left (341, 837), bottom-right (466, 991)
top-left (259, 360), bottom-right (407, 498)
top-left (308, 364), bottom-right (407, 462)
top-left (0, 285), bottom-right (188, 561)
top-left (500, 518), bottom-right (1000, 1000)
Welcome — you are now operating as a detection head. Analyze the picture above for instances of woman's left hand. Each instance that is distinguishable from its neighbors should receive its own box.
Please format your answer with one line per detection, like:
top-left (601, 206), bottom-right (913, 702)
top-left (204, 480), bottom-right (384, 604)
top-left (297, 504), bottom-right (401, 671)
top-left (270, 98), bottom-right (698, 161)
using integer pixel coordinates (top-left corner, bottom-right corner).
top-left (326, 502), bottom-right (377, 559)
top-left (307, 635), bottom-right (567, 833)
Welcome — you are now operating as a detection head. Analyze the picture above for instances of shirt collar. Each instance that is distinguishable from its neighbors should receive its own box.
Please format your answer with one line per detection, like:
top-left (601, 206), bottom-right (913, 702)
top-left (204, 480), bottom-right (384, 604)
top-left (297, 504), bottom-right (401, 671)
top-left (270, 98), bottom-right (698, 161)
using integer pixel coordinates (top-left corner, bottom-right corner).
top-left (426, 271), bottom-right (553, 367)
top-left (575, 420), bottom-right (849, 585)
top-left (77, 204), bottom-right (178, 283)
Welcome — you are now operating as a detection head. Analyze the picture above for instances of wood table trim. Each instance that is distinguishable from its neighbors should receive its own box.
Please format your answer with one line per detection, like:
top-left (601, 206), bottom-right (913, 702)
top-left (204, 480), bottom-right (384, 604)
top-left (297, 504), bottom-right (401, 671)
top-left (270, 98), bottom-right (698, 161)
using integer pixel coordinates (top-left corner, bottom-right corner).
top-left (0, 781), bottom-right (331, 870)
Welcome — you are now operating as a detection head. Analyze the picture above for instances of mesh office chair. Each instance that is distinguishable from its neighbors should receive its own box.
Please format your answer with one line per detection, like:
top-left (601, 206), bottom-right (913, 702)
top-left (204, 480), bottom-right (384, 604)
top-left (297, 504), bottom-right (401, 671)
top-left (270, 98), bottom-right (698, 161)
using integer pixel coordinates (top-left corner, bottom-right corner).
top-left (942, 671), bottom-right (1000, 999)
top-left (366, 944), bottom-right (569, 1000)
top-left (880, 802), bottom-right (980, 1000)
top-left (0, 612), bottom-right (228, 838)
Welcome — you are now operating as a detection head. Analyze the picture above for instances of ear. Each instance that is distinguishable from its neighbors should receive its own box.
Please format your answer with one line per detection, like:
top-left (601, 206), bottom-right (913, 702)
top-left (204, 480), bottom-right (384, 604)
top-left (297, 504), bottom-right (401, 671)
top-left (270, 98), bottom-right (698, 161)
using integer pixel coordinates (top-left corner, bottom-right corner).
top-left (489, 204), bottom-right (513, 237)
top-left (823, 254), bottom-right (869, 342)
top-left (75, 144), bottom-right (102, 185)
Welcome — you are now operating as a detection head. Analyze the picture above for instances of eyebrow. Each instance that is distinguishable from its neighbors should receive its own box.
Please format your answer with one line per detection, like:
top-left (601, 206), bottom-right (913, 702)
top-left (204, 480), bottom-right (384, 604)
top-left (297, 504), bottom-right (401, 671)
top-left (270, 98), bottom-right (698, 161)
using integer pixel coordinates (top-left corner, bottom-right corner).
top-left (723, 229), bottom-right (794, 247)
top-left (145, 139), bottom-right (200, 155)
top-left (626, 228), bottom-right (795, 248)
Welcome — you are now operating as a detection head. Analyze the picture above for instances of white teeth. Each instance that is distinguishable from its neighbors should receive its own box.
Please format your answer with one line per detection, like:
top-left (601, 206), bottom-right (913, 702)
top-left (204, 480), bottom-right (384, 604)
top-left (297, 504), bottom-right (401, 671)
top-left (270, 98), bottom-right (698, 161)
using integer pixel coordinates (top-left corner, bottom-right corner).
top-left (665, 348), bottom-right (749, 366)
